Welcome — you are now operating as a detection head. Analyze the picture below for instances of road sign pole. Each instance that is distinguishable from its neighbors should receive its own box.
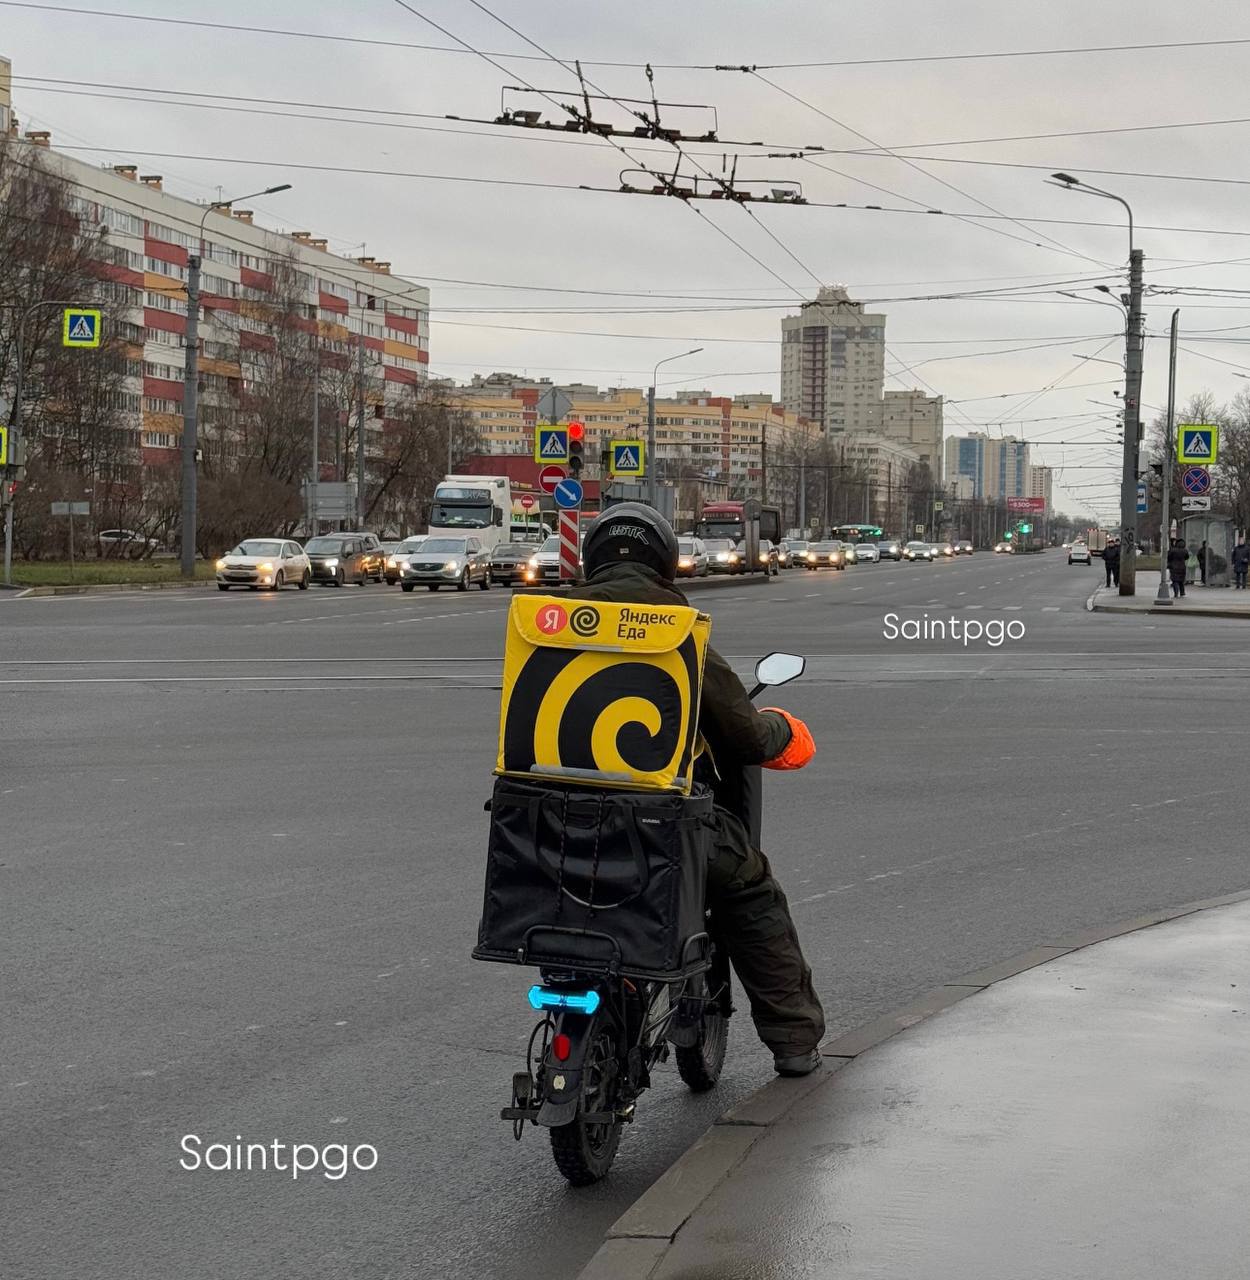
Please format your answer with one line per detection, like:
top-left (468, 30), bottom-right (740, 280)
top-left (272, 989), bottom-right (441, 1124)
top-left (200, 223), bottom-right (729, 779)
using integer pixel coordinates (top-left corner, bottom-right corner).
top-left (3, 500), bottom-right (12, 588)
top-left (1157, 309), bottom-right (1179, 605)
top-left (558, 510), bottom-right (580, 581)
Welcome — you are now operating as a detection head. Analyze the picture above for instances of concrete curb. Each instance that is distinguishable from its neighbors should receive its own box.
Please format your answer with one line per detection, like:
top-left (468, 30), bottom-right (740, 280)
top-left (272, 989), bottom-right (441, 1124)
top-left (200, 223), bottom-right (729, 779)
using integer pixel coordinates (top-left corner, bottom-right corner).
top-left (1087, 584), bottom-right (1250, 620)
top-left (17, 579), bottom-right (217, 597)
top-left (575, 885), bottom-right (1250, 1280)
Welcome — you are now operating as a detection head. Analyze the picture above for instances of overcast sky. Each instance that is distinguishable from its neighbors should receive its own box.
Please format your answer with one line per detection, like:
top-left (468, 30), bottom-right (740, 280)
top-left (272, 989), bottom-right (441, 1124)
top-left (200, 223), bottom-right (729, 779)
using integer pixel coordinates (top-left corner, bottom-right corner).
top-left (7, 0), bottom-right (1250, 517)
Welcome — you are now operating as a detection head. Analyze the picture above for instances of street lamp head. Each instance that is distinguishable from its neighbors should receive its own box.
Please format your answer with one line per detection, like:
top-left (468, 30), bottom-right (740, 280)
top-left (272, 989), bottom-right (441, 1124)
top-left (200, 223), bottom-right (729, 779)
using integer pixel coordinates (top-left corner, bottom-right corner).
top-left (1051, 172), bottom-right (1079, 187)
top-left (264, 184), bottom-right (293, 196)
top-left (1095, 285), bottom-right (1113, 295)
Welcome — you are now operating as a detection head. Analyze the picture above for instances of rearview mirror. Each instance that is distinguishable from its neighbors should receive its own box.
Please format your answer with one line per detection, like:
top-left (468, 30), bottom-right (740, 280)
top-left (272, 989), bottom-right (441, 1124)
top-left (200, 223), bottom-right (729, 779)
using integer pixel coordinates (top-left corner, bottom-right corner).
top-left (755, 652), bottom-right (805, 687)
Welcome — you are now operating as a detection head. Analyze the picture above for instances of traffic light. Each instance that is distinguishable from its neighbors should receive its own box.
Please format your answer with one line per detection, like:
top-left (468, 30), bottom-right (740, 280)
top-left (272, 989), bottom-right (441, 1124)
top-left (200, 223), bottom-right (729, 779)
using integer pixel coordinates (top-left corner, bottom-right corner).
top-left (1019, 523), bottom-right (1032, 534)
top-left (568, 420), bottom-right (585, 476)
top-left (1003, 531), bottom-right (1012, 541)
top-left (1149, 461), bottom-right (1163, 500)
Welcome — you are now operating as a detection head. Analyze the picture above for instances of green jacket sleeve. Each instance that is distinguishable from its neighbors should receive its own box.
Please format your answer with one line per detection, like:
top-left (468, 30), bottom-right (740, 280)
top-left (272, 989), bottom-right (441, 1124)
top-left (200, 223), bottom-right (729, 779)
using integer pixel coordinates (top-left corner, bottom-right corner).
top-left (699, 645), bottom-right (792, 766)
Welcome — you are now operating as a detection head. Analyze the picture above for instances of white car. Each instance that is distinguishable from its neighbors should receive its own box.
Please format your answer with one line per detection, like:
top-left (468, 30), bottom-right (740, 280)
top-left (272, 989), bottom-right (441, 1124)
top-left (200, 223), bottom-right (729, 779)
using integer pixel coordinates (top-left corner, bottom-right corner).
top-left (854, 542), bottom-right (880, 563)
top-left (385, 535), bottom-right (426, 584)
top-left (216, 538), bottom-right (311, 591)
top-left (903, 540), bottom-right (933, 561)
top-left (1068, 542), bottom-right (1091, 565)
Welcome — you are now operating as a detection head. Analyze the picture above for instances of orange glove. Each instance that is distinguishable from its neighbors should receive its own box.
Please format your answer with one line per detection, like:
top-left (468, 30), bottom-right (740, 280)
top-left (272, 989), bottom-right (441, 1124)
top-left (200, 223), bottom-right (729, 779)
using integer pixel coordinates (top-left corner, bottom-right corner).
top-left (761, 708), bottom-right (816, 770)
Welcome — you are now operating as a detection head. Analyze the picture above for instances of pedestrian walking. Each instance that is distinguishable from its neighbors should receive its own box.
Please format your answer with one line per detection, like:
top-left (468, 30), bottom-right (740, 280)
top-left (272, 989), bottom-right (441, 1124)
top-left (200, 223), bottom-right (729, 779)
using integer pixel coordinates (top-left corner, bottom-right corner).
top-left (1198, 539), bottom-right (1210, 586)
top-left (1167, 537), bottom-right (1188, 598)
top-left (1232, 538), bottom-right (1250, 590)
top-left (1103, 537), bottom-right (1121, 588)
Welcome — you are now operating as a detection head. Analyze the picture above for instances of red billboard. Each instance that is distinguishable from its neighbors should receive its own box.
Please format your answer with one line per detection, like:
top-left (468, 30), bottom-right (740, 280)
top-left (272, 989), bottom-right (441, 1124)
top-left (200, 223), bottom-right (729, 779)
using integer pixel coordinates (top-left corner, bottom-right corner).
top-left (1006, 496), bottom-right (1046, 513)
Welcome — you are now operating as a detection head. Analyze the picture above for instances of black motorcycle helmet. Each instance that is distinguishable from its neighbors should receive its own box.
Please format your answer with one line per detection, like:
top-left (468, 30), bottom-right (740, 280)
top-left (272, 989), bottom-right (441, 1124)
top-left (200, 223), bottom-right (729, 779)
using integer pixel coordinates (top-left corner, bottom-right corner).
top-left (581, 502), bottom-right (679, 581)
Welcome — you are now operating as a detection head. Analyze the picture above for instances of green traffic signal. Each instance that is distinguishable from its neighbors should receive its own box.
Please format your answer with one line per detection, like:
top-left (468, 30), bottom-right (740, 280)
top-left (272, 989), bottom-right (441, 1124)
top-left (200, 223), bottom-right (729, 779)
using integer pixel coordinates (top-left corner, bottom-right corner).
top-left (1019, 523), bottom-right (1032, 533)
top-left (1003, 531), bottom-right (1013, 540)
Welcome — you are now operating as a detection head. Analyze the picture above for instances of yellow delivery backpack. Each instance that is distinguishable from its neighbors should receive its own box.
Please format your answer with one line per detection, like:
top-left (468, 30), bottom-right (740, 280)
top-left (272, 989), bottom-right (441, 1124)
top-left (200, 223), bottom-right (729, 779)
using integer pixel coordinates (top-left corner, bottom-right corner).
top-left (496, 594), bottom-right (711, 795)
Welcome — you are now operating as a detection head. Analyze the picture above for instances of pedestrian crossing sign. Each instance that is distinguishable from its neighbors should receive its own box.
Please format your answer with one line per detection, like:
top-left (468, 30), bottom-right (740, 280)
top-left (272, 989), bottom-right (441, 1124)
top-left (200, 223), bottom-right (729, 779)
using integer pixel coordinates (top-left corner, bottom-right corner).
top-left (62, 308), bottom-right (101, 348)
top-left (0, 424), bottom-right (7, 467)
top-left (1177, 423), bottom-right (1218, 464)
top-left (534, 426), bottom-right (569, 464)
top-left (611, 440), bottom-right (645, 476)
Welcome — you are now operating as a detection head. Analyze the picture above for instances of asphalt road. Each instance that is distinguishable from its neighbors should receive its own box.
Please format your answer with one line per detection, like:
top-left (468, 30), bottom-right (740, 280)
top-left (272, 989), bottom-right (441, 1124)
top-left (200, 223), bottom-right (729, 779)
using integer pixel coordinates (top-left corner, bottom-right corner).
top-left (4, 552), bottom-right (1249, 1280)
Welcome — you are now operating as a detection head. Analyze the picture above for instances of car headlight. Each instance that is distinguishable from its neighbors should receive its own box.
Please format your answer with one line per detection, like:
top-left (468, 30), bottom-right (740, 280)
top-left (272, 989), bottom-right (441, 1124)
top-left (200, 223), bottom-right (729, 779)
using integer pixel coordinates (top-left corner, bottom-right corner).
top-left (386, 556), bottom-right (398, 568)
top-left (258, 562), bottom-right (273, 573)
top-left (716, 552), bottom-right (730, 562)
top-left (528, 556), bottom-right (539, 568)
top-left (445, 560), bottom-right (459, 570)
top-left (728, 553), bottom-right (739, 563)
top-left (678, 557), bottom-right (692, 568)
top-left (215, 558), bottom-right (226, 570)
top-left (324, 558), bottom-right (338, 568)
top-left (759, 553), bottom-right (768, 563)
top-left (806, 552), bottom-right (816, 561)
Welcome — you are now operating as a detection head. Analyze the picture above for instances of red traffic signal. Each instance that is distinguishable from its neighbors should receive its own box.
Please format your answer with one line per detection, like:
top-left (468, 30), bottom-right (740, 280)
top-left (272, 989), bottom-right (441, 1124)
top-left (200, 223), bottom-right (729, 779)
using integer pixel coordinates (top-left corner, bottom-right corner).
top-left (568, 420), bottom-right (584, 442)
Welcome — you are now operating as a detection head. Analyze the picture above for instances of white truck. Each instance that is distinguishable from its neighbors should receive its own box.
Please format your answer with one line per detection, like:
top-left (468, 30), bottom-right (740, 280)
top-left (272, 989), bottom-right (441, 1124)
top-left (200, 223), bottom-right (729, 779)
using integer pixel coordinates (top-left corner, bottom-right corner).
top-left (428, 475), bottom-right (512, 555)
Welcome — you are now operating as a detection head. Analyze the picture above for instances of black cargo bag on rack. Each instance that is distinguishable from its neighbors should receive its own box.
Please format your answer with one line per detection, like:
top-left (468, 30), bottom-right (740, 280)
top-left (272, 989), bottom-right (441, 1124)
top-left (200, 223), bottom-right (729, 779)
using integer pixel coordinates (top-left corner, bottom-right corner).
top-left (474, 774), bottom-right (714, 980)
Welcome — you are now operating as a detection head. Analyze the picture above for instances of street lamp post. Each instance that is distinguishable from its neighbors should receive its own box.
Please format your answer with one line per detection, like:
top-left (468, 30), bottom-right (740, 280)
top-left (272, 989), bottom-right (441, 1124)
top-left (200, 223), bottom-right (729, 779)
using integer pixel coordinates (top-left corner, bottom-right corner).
top-left (647, 347), bottom-right (703, 508)
top-left (1050, 173), bottom-right (1144, 596)
top-left (181, 183), bottom-right (291, 577)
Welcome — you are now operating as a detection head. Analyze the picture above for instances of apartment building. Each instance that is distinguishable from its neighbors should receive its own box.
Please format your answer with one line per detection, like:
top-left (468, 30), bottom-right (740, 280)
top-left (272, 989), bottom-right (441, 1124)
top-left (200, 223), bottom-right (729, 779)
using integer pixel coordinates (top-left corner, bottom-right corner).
top-left (440, 375), bottom-right (819, 506)
top-left (944, 433), bottom-right (1031, 500)
top-left (4, 117), bottom-right (428, 478)
top-left (882, 388), bottom-right (943, 480)
top-left (1027, 463), bottom-right (1053, 509)
top-left (780, 286), bottom-right (887, 435)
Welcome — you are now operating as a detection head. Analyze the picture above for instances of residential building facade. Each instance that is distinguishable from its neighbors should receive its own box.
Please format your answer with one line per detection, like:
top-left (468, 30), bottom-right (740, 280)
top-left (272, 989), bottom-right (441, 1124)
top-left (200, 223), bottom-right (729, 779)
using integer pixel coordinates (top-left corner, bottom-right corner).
top-left (1027, 463), bottom-right (1053, 509)
top-left (5, 123), bottom-right (428, 486)
top-left (944, 433), bottom-right (1031, 500)
top-left (437, 375), bottom-right (819, 514)
top-left (780, 286), bottom-right (886, 435)
top-left (882, 388), bottom-right (943, 480)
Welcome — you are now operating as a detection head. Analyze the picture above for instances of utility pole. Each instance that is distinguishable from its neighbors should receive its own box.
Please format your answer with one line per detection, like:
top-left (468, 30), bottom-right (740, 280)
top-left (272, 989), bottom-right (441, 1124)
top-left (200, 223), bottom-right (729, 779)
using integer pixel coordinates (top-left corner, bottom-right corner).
top-left (355, 334), bottom-right (366, 527)
top-left (1120, 246), bottom-right (1145, 595)
top-left (1156, 308), bottom-right (1180, 606)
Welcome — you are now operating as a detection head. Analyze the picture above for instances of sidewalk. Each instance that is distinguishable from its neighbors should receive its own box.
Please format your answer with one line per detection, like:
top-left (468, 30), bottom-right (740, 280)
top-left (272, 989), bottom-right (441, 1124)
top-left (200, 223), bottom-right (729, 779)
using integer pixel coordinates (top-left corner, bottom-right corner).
top-left (580, 891), bottom-right (1250, 1280)
top-left (1089, 581), bottom-right (1250, 618)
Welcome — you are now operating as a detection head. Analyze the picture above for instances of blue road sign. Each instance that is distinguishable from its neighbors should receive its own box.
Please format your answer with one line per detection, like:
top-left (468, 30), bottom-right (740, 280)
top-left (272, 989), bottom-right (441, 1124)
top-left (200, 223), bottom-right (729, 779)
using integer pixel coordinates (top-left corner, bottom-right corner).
top-left (1177, 424), bottom-right (1218, 464)
top-left (534, 427), bottom-right (569, 463)
top-left (1136, 481), bottom-right (1148, 514)
top-left (62, 308), bottom-right (101, 348)
top-left (553, 478), bottom-right (583, 510)
top-left (1181, 466), bottom-right (1211, 496)
top-left (611, 440), bottom-right (645, 476)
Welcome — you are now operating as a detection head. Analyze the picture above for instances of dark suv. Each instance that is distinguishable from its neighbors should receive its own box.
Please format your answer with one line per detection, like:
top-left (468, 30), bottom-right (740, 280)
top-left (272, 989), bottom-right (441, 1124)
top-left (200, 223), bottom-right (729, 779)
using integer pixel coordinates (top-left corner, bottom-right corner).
top-left (339, 531), bottom-right (386, 582)
top-left (304, 535), bottom-right (372, 586)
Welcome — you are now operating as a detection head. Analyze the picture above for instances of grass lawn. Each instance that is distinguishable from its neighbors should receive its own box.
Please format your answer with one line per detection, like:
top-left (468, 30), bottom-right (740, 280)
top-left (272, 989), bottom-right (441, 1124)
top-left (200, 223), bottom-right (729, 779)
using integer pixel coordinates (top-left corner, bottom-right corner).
top-left (8, 560), bottom-right (216, 587)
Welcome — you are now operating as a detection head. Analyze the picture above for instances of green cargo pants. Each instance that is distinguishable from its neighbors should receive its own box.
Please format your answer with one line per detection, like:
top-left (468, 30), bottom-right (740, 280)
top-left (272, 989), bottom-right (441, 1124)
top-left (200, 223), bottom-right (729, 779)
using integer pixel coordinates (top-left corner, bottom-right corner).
top-left (705, 808), bottom-right (826, 1056)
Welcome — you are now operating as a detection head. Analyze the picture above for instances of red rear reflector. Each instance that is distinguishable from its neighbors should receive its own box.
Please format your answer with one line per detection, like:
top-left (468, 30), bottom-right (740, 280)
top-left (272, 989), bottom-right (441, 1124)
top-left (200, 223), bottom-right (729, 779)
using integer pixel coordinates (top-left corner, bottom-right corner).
top-left (552, 1033), bottom-right (571, 1062)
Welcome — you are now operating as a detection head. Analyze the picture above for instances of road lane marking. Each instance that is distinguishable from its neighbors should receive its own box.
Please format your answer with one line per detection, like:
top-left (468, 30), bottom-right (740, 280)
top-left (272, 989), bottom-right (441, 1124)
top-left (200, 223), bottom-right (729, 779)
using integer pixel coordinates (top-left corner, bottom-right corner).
top-left (1042, 606), bottom-right (1061, 612)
